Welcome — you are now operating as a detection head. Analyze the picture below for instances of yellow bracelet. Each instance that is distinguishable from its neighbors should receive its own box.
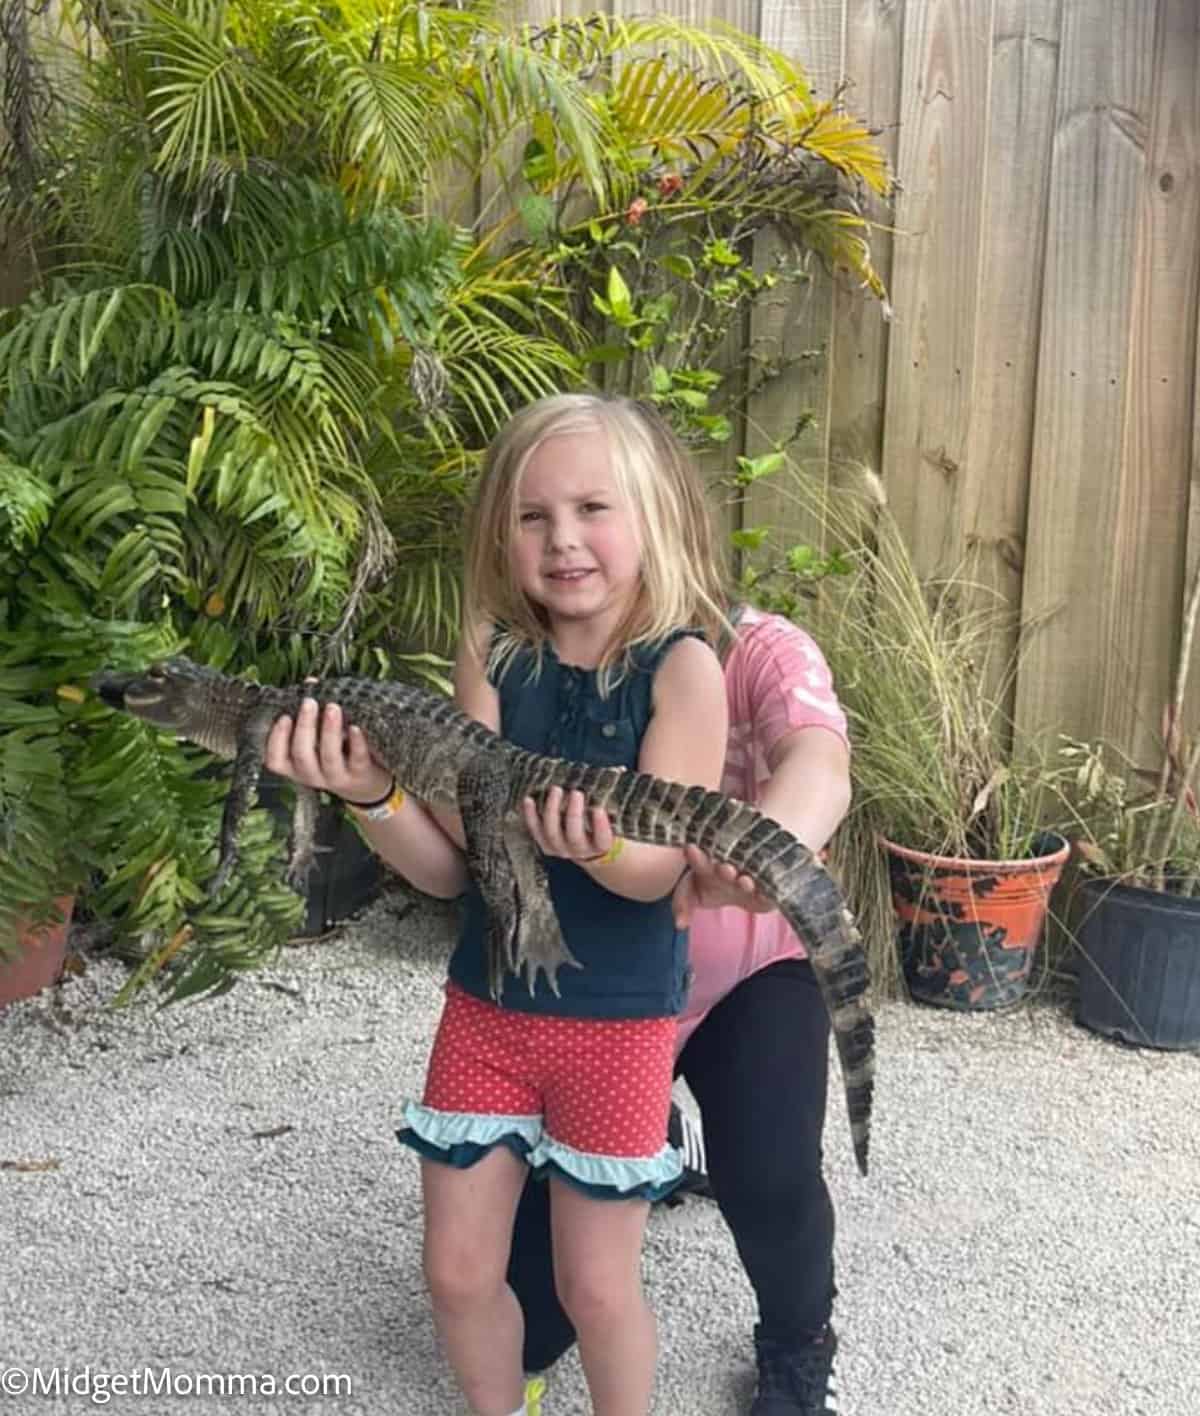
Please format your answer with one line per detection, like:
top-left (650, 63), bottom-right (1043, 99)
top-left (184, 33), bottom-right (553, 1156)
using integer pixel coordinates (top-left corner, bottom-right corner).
top-left (349, 786), bottom-right (405, 822)
top-left (588, 836), bottom-right (625, 867)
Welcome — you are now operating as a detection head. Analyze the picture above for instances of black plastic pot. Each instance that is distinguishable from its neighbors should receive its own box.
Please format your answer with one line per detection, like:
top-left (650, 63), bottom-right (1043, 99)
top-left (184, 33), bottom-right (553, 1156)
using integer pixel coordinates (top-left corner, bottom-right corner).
top-left (256, 771), bottom-right (382, 936)
top-left (1075, 876), bottom-right (1200, 1050)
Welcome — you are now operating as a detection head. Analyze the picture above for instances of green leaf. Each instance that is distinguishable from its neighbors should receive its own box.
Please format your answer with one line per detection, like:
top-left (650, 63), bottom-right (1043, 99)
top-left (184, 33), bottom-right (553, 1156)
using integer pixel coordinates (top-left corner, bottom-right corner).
top-left (661, 253), bottom-right (696, 280)
top-left (735, 451), bottom-right (786, 484)
top-left (606, 265), bottom-right (634, 324)
top-left (518, 195), bottom-right (556, 246)
top-left (704, 238), bottom-right (742, 268)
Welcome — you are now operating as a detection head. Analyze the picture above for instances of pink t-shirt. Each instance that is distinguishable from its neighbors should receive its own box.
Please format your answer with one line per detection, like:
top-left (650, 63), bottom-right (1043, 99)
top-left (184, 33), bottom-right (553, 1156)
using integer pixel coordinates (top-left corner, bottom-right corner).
top-left (676, 608), bottom-right (848, 1052)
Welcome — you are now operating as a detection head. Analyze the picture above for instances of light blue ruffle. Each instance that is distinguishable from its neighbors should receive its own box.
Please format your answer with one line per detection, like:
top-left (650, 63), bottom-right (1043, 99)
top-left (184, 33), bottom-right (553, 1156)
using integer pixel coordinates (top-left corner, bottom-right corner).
top-left (529, 1134), bottom-right (683, 1201)
top-left (399, 1102), bottom-right (683, 1200)
top-left (400, 1101), bottom-right (542, 1152)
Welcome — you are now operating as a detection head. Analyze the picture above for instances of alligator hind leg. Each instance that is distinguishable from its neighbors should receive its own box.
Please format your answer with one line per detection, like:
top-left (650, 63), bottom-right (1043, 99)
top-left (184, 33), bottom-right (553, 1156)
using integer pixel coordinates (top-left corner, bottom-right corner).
top-left (457, 754), bottom-right (578, 997)
top-left (499, 818), bottom-right (581, 996)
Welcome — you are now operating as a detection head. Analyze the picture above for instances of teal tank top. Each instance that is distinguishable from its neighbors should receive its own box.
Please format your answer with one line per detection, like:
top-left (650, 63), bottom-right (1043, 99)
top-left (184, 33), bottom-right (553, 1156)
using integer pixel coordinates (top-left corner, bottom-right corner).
top-left (447, 633), bottom-right (696, 1018)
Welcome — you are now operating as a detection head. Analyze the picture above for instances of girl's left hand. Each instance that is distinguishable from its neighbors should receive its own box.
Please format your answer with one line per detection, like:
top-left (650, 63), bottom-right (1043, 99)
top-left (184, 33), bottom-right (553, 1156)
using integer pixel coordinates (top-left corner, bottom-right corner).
top-left (522, 786), bottom-right (615, 863)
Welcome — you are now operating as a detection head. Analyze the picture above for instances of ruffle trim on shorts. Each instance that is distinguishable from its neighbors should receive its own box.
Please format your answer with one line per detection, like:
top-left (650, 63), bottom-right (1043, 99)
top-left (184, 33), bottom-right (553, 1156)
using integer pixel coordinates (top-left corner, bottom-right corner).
top-left (529, 1135), bottom-right (683, 1203)
top-left (396, 1102), bottom-right (541, 1169)
top-left (395, 1103), bottom-right (683, 1202)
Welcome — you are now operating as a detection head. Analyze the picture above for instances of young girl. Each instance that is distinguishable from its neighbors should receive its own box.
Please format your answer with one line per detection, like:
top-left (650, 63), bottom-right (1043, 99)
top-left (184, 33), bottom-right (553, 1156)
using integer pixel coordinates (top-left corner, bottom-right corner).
top-left (265, 393), bottom-right (730, 1416)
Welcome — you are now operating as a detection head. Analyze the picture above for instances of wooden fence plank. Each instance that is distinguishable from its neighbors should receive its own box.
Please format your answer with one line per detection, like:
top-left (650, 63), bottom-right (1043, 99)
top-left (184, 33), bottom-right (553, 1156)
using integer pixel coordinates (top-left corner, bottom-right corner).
top-left (1115, 0), bottom-right (1200, 760)
top-left (744, 0), bottom-right (846, 550)
top-left (879, 0), bottom-right (996, 579)
top-left (828, 0), bottom-right (905, 476)
top-left (1015, 0), bottom-right (1169, 757)
top-left (957, 0), bottom-right (1061, 703)
top-left (1179, 7), bottom-right (1200, 746)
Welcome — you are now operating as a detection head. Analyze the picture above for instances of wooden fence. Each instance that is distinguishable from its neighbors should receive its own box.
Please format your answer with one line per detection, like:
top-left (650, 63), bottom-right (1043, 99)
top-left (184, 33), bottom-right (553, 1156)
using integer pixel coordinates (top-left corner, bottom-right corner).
top-left (528, 0), bottom-right (1200, 770)
top-left (730, 0), bottom-right (1200, 771)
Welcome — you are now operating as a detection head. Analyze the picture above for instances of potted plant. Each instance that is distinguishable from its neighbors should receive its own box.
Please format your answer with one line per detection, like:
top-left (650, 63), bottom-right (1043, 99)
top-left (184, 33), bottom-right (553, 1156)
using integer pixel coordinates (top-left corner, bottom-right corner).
top-left (1055, 567), bottom-right (1200, 1049)
top-left (740, 466), bottom-right (1069, 1008)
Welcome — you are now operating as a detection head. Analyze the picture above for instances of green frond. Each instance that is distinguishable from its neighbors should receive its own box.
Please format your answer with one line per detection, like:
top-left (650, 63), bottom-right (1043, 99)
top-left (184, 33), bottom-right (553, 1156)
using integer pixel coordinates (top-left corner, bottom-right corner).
top-left (0, 283), bottom-right (179, 385)
top-left (458, 33), bottom-right (606, 197)
top-left (318, 50), bottom-right (438, 200)
top-left (436, 321), bottom-right (579, 438)
top-left (610, 60), bottom-right (747, 167)
top-left (0, 457), bottom-right (55, 551)
top-left (140, 0), bottom-right (304, 187)
top-left (530, 13), bottom-right (814, 107)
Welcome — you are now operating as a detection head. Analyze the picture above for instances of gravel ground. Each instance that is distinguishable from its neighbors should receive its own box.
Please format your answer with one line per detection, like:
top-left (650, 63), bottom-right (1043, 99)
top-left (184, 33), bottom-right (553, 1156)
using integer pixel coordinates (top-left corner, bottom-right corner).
top-left (1, 887), bottom-right (1198, 1416)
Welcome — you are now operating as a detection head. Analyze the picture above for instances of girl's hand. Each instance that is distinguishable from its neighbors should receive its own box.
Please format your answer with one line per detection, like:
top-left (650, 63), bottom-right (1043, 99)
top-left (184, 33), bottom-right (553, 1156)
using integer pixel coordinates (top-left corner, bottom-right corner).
top-left (264, 699), bottom-right (393, 805)
top-left (672, 844), bottom-right (775, 927)
top-left (522, 786), bottom-right (615, 863)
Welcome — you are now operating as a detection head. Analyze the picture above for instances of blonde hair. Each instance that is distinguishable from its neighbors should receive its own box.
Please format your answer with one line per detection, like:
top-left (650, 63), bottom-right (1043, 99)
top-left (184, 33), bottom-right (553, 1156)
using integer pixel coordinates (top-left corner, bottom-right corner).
top-left (463, 393), bottom-right (731, 690)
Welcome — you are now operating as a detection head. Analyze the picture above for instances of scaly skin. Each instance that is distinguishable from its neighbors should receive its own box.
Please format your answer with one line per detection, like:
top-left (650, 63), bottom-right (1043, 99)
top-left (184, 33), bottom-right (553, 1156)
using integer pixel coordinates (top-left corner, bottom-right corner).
top-left (93, 657), bottom-right (875, 1175)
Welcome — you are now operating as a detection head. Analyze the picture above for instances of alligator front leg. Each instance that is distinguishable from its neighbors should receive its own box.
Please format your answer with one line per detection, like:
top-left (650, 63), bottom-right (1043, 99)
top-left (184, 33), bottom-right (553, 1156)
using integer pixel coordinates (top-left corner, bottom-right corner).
top-left (456, 753), bottom-right (579, 997)
top-left (210, 707), bottom-right (278, 898)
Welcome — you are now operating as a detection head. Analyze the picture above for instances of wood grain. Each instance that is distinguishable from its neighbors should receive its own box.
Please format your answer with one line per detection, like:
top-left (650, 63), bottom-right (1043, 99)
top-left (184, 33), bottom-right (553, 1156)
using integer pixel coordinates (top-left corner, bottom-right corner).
top-left (879, 0), bottom-right (994, 578)
top-left (958, 0), bottom-right (1062, 711)
top-left (744, 0), bottom-right (846, 554)
top-left (1015, 0), bottom-right (1166, 756)
top-left (829, 0), bottom-right (905, 476)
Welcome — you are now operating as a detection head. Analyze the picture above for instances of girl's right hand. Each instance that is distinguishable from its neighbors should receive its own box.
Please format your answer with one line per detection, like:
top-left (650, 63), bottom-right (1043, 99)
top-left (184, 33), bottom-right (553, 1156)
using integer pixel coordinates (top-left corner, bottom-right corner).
top-left (264, 698), bottom-right (393, 805)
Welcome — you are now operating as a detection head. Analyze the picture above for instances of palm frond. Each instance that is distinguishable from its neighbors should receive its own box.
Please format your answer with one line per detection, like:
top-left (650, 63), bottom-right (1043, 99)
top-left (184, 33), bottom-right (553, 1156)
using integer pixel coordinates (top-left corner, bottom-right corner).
top-left (140, 0), bottom-right (303, 187)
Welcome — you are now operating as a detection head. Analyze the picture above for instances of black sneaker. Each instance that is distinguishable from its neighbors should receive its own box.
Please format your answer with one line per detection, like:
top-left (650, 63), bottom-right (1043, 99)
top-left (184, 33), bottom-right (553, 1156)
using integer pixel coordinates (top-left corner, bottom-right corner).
top-left (750, 1326), bottom-right (839, 1415)
top-left (665, 1100), bottom-right (713, 1202)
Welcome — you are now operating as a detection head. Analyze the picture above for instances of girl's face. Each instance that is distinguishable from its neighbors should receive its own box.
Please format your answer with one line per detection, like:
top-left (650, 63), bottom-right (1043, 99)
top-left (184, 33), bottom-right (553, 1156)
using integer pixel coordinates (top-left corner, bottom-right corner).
top-left (512, 430), bottom-right (643, 633)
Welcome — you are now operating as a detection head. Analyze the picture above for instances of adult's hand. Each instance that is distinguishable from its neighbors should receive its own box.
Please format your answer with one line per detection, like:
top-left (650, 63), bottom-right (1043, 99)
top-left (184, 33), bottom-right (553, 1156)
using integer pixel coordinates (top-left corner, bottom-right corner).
top-left (672, 844), bottom-right (775, 927)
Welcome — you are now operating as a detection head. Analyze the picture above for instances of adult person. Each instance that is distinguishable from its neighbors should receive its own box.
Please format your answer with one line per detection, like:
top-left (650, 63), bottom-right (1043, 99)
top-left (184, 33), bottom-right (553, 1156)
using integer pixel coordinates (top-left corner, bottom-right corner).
top-left (507, 603), bottom-right (852, 1416)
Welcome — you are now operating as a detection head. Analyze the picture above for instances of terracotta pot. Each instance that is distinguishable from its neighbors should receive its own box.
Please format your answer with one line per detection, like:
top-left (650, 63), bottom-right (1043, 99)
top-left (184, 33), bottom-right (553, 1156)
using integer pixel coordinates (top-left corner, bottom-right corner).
top-left (880, 835), bottom-right (1069, 1010)
top-left (0, 896), bottom-right (75, 1007)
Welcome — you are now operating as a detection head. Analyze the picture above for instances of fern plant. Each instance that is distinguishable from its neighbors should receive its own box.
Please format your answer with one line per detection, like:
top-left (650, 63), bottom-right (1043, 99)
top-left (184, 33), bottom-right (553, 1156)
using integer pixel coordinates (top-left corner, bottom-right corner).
top-left (0, 2), bottom-right (593, 991)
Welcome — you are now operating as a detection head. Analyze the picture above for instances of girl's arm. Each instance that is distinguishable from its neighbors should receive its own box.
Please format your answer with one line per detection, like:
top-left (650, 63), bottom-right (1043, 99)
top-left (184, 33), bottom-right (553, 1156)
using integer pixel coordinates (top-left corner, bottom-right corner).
top-left (263, 698), bottom-right (468, 899)
top-left (524, 635), bottom-right (728, 903)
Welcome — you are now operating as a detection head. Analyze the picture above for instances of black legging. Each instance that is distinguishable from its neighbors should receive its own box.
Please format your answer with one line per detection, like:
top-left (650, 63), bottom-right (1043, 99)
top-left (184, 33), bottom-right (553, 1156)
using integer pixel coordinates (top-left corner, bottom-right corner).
top-left (509, 957), bottom-right (836, 1371)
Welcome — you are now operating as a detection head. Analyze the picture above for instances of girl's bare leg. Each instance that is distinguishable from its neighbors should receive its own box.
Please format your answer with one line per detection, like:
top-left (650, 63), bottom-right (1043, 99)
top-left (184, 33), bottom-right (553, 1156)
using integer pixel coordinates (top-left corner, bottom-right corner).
top-left (421, 1148), bottom-right (529, 1415)
top-left (550, 1179), bottom-right (656, 1416)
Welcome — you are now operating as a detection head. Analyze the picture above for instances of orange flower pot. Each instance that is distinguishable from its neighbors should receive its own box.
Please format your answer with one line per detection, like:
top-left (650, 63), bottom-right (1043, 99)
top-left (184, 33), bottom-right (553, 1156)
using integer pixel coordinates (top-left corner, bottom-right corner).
top-left (0, 897), bottom-right (75, 1007)
top-left (880, 835), bottom-right (1069, 1010)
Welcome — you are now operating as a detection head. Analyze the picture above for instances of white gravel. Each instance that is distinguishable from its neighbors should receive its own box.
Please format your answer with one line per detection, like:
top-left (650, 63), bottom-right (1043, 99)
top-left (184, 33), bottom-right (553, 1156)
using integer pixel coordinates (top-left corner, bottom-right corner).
top-left (1, 886), bottom-right (1198, 1416)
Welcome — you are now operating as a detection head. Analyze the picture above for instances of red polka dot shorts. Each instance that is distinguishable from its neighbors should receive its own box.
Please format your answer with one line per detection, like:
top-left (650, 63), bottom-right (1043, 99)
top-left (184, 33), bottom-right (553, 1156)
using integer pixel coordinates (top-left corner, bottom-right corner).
top-left (400, 983), bottom-right (681, 1199)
